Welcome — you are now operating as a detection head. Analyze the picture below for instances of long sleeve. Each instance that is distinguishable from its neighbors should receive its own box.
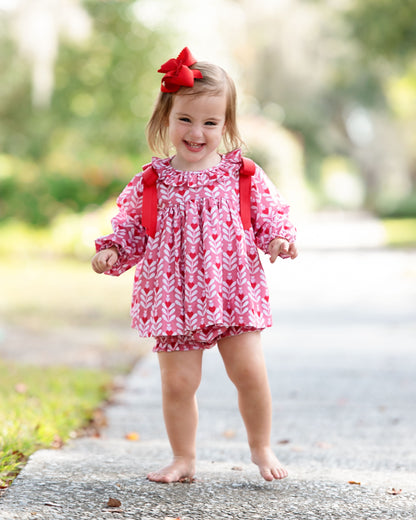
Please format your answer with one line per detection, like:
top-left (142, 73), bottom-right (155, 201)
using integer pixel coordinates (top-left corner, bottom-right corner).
top-left (250, 164), bottom-right (297, 254)
top-left (95, 173), bottom-right (148, 276)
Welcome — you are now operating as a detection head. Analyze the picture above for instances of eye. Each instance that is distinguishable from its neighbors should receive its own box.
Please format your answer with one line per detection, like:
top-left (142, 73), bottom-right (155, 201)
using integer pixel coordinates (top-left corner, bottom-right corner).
top-left (205, 121), bottom-right (217, 126)
top-left (179, 117), bottom-right (191, 123)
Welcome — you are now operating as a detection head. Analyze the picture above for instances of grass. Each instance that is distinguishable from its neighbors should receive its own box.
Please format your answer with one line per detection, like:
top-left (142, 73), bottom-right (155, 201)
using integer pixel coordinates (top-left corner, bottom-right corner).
top-left (382, 218), bottom-right (416, 247)
top-left (0, 362), bottom-right (112, 489)
top-left (0, 219), bottom-right (146, 489)
top-left (0, 254), bottom-right (147, 488)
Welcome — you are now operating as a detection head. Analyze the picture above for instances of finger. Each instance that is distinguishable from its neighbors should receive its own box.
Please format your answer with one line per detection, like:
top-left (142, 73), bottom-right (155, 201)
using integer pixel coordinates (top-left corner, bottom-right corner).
top-left (269, 243), bottom-right (280, 263)
top-left (107, 252), bottom-right (117, 268)
top-left (289, 243), bottom-right (298, 259)
top-left (278, 241), bottom-right (289, 258)
top-left (98, 258), bottom-right (109, 272)
top-left (92, 253), bottom-right (110, 273)
top-left (92, 261), bottom-right (105, 274)
top-left (91, 255), bottom-right (101, 273)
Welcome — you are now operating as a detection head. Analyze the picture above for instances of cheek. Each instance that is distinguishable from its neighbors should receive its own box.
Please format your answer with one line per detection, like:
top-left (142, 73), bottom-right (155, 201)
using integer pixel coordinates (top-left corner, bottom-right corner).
top-left (168, 121), bottom-right (178, 140)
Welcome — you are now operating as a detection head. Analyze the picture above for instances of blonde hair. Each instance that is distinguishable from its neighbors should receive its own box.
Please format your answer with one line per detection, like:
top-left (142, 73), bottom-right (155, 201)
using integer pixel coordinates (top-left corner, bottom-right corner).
top-left (146, 62), bottom-right (243, 156)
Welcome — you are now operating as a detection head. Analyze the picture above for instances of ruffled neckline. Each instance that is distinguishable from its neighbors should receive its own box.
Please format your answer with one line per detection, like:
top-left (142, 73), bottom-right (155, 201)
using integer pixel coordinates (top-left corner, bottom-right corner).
top-left (151, 149), bottom-right (242, 187)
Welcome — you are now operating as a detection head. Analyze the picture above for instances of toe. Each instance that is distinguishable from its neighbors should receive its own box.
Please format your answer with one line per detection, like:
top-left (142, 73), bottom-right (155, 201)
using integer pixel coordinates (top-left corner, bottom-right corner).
top-left (275, 467), bottom-right (288, 480)
top-left (147, 471), bottom-right (169, 483)
top-left (271, 468), bottom-right (281, 480)
top-left (260, 467), bottom-right (274, 481)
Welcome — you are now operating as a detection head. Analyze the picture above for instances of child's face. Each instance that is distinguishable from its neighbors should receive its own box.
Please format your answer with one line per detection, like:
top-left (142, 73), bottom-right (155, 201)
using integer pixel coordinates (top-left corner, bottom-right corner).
top-left (168, 92), bottom-right (227, 171)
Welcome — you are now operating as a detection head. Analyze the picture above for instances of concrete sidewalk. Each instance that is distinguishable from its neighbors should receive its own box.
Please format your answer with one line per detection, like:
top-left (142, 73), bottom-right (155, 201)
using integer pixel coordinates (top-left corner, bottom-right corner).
top-left (1, 216), bottom-right (416, 519)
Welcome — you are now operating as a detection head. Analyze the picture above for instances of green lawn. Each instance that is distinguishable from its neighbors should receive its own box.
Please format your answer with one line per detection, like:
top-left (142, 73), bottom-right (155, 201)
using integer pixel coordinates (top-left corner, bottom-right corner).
top-left (0, 255), bottom-right (145, 489)
top-left (0, 227), bottom-right (142, 489)
top-left (0, 362), bottom-right (112, 489)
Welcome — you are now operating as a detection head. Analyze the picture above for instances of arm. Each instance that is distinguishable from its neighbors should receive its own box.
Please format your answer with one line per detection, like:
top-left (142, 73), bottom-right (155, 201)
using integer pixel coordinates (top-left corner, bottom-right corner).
top-left (249, 164), bottom-right (297, 260)
top-left (93, 173), bottom-right (148, 276)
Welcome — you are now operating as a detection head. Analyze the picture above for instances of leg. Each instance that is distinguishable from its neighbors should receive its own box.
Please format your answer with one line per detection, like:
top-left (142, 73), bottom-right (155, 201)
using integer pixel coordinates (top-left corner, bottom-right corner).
top-left (147, 349), bottom-right (203, 483)
top-left (217, 331), bottom-right (288, 481)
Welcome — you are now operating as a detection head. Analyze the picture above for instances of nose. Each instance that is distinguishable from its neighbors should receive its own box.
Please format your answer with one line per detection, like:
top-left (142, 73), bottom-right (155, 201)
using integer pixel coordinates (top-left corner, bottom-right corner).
top-left (188, 123), bottom-right (203, 140)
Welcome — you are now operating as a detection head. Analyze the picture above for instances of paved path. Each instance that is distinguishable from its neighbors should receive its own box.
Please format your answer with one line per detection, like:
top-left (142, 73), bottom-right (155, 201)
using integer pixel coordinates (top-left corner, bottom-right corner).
top-left (1, 214), bottom-right (416, 519)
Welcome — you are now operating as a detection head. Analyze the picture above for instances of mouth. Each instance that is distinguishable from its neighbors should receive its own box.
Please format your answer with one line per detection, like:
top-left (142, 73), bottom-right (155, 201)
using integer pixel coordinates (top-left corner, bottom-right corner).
top-left (184, 140), bottom-right (205, 151)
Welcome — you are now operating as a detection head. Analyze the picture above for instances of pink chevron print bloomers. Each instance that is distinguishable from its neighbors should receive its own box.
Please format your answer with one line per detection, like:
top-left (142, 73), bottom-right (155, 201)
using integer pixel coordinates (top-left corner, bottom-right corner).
top-left (95, 149), bottom-right (296, 352)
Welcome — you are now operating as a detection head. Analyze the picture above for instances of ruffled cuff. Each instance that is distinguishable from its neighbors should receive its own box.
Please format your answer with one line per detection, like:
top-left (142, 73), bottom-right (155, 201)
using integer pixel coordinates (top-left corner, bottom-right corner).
top-left (255, 216), bottom-right (297, 254)
top-left (95, 234), bottom-right (144, 276)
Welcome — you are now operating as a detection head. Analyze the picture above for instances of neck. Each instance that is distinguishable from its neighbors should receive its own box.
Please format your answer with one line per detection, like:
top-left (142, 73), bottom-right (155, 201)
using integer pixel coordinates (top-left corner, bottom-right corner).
top-left (170, 153), bottom-right (222, 171)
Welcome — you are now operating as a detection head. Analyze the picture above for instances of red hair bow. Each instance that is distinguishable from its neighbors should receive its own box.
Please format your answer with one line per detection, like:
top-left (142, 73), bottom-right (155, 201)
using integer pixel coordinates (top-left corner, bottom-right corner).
top-left (158, 47), bottom-right (203, 93)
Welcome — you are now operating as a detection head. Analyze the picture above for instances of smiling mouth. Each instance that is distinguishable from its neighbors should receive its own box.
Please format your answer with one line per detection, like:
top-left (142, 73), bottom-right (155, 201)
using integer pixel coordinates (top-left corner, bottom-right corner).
top-left (185, 141), bottom-right (205, 150)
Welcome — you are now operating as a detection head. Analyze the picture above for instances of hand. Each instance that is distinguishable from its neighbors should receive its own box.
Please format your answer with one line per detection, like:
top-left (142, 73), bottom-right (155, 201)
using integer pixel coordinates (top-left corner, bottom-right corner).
top-left (91, 247), bottom-right (119, 273)
top-left (268, 238), bottom-right (298, 263)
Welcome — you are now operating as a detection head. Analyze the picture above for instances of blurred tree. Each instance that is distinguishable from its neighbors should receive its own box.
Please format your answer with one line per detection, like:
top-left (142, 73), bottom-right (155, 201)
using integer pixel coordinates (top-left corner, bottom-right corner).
top-left (1, 0), bottom-right (415, 222)
top-left (343, 0), bottom-right (416, 214)
top-left (240, 0), bottom-right (416, 213)
top-left (344, 0), bottom-right (416, 65)
top-left (1, 0), bottom-right (171, 160)
top-left (0, 0), bottom-right (173, 224)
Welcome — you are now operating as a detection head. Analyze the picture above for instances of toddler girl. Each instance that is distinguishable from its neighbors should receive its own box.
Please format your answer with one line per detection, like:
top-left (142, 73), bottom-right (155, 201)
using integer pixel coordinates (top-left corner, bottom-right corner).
top-left (92, 47), bottom-right (298, 483)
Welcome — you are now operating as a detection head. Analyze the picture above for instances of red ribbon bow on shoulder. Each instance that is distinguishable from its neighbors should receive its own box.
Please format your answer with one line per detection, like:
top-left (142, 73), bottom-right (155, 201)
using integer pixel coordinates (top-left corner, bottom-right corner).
top-left (158, 47), bottom-right (203, 93)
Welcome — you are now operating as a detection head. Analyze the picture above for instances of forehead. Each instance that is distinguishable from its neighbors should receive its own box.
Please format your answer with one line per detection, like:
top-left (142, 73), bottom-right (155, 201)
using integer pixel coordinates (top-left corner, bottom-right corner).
top-left (171, 93), bottom-right (227, 117)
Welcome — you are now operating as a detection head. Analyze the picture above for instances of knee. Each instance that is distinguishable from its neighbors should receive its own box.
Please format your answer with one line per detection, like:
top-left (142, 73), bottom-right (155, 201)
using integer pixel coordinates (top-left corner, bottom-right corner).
top-left (227, 364), bottom-right (266, 393)
top-left (233, 369), bottom-right (258, 391)
top-left (161, 368), bottom-right (201, 399)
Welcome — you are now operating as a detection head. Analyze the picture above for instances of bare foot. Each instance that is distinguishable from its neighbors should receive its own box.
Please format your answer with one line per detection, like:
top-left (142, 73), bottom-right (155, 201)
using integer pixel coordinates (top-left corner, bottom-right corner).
top-left (146, 456), bottom-right (195, 483)
top-left (251, 447), bottom-right (288, 481)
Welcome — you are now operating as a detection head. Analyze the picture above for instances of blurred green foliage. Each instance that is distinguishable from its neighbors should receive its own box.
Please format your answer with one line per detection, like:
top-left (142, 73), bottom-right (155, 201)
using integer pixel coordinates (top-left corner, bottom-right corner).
top-left (1, 0), bottom-right (169, 159)
top-left (0, 0), bottom-right (172, 225)
top-left (345, 0), bottom-right (416, 64)
top-left (247, 0), bottom-right (416, 216)
top-left (0, 0), bottom-right (415, 230)
top-left (0, 153), bottom-right (133, 225)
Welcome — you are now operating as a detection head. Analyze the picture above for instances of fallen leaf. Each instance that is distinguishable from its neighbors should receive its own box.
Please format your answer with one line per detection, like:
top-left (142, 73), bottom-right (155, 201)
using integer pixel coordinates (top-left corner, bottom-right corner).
top-left (231, 466), bottom-right (243, 471)
top-left (44, 502), bottom-right (62, 508)
top-left (223, 429), bottom-right (236, 439)
top-left (348, 481), bottom-right (361, 485)
top-left (51, 435), bottom-right (64, 449)
top-left (103, 507), bottom-right (123, 514)
top-left (125, 432), bottom-right (140, 441)
top-left (387, 488), bottom-right (402, 495)
top-left (164, 517), bottom-right (181, 520)
top-left (277, 439), bottom-right (290, 445)
top-left (92, 408), bottom-right (108, 428)
top-left (11, 450), bottom-right (26, 463)
top-left (107, 498), bottom-right (122, 508)
top-left (76, 408), bottom-right (107, 439)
